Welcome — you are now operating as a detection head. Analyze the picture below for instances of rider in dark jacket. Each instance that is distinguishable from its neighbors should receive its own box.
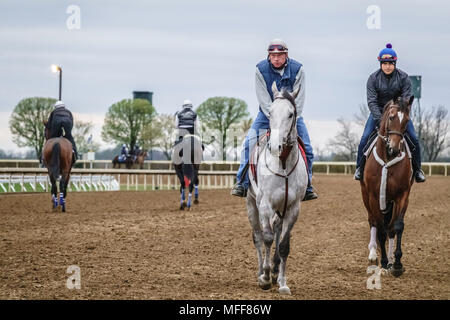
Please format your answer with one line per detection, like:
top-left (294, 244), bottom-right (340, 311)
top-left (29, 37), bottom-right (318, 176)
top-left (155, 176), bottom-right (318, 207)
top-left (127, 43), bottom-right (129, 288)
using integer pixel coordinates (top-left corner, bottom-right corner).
top-left (46, 101), bottom-right (78, 162)
top-left (175, 100), bottom-right (198, 140)
top-left (354, 43), bottom-right (425, 182)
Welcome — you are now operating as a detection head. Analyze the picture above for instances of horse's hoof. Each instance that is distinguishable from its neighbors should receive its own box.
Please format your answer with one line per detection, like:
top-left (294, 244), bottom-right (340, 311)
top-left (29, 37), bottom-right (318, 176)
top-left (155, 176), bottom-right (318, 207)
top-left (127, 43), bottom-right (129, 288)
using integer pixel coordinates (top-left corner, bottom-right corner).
top-left (180, 206), bottom-right (184, 211)
top-left (389, 265), bottom-right (405, 278)
top-left (368, 258), bottom-right (378, 266)
top-left (279, 286), bottom-right (291, 295)
top-left (194, 199), bottom-right (199, 204)
top-left (258, 275), bottom-right (272, 290)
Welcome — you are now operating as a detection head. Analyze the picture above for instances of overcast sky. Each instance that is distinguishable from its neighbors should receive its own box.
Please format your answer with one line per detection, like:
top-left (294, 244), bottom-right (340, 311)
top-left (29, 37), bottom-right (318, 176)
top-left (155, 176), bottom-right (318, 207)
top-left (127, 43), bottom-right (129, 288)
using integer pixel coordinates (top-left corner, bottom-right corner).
top-left (1, 0), bottom-right (449, 153)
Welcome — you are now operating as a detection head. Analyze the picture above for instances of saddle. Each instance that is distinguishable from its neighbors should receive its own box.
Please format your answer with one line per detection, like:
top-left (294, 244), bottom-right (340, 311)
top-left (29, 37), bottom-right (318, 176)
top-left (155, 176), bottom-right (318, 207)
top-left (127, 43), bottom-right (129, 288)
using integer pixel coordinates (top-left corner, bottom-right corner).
top-left (249, 132), bottom-right (308, 186)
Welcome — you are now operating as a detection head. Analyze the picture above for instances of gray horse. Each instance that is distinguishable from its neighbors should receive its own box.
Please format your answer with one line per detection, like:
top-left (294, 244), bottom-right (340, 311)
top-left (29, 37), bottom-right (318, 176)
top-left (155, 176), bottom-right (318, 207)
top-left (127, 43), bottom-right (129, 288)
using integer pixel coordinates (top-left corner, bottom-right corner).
top-left (246, 82), bottom-right (308, 295)
top-left (172, 134), bottom-right (203, 210)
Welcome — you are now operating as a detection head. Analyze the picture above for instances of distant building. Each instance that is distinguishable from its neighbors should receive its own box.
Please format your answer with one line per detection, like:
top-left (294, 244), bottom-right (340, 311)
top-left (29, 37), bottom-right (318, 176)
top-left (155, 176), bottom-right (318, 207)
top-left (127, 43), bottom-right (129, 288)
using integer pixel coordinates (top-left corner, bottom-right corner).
top-left (133, 91), bottom-right (153, 105)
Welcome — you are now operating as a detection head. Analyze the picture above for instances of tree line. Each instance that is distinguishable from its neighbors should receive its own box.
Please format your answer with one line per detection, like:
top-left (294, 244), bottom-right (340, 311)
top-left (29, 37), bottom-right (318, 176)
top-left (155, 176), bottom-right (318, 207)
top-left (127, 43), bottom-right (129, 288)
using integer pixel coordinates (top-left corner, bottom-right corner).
top-left (7, 97), bottom-right (448, 162)
top-left (7, 96), bottom-right (251, 161)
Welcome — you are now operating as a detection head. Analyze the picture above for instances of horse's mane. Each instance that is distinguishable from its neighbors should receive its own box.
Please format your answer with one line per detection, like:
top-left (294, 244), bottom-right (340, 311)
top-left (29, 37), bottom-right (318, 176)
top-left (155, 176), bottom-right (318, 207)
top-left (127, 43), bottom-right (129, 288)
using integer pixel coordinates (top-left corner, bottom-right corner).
top-left (279, 89), bottom-right (296, 109)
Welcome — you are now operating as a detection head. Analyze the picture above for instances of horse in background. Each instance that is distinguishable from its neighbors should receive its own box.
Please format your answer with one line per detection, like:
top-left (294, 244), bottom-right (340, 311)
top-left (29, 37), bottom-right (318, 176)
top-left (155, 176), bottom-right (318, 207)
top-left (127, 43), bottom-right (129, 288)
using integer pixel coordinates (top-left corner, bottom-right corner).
top-left (134, 150), bottom-right (148, 169)
top-left (246, 83), bottom-right (308, 295)
top-left (172, 134), bottom-right (203, 210)
top-left (361, 96), bottom-right (415, 277)
top-left (112, 154), bottom-right (133, 169)
top-left (42, 123), bottom-right (74, 212)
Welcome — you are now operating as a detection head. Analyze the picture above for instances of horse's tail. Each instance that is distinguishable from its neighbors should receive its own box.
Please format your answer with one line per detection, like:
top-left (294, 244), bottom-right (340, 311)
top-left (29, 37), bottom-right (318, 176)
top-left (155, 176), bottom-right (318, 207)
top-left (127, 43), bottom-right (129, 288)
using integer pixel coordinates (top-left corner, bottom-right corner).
top-left (51, 142), bottom-right (61, 180)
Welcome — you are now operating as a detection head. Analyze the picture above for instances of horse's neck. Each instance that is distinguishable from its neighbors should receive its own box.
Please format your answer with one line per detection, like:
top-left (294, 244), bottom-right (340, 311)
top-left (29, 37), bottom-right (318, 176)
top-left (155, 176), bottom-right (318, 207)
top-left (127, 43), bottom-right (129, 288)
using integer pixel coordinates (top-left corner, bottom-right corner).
top-left (375, 138), bottom-right (387, 163)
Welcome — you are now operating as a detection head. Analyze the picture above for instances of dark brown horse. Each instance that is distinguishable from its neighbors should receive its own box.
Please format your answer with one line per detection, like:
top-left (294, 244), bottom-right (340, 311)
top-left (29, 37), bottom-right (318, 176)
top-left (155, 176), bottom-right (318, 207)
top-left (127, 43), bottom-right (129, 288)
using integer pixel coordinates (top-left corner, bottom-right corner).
top-left (42, 125), bottom-right (74, 212)
top-left (360, 95), bottom-right (414, 277)
top-left (112, 154), bottom-right (133, 169)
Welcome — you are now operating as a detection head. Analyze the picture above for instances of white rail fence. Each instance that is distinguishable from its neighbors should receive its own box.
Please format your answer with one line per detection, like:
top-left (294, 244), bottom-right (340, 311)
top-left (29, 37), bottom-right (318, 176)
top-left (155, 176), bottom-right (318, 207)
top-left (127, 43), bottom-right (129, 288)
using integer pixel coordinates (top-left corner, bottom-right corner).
top-left (0, 168), bottom-right (237, 194)
top-left (0, 161), bottom-right (448, 194)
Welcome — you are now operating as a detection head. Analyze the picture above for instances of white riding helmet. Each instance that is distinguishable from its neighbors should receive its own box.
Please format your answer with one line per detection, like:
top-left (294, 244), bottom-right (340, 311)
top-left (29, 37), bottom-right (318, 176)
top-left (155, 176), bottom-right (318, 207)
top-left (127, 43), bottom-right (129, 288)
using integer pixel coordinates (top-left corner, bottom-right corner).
top-left (267, 38), bottom-right (288, 53)
top-left (182, 99), bottom-right (193, 108)
top-left (54, 100), bottom-right (65, 108)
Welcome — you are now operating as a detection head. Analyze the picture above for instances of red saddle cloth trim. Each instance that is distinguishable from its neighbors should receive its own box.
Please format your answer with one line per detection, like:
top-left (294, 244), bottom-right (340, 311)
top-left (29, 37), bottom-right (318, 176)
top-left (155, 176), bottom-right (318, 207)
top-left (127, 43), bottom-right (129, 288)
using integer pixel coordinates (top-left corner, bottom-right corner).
top-left (249, 134), bottom-right (308, 186)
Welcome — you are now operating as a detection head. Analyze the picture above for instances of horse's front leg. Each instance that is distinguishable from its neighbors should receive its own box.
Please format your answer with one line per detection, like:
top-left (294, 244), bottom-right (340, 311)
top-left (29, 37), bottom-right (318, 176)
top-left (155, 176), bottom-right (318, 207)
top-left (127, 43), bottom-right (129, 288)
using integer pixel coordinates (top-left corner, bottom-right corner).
top-left (277, 204), bottom-right (299, 295)
top-left (246, 195), bottom-right (263, 278)
top-left (271, 216), bottom-right (282, 285)
top-left (258, 203), bottom-right (274, 290)
top-left (390, 195), bottom-right (409, 277)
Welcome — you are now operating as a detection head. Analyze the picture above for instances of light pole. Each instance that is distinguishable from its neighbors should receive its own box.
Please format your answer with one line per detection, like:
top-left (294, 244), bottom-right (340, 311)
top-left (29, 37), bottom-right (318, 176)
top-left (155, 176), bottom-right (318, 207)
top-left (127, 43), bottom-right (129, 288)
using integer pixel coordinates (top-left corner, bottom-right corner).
top-left (51, 65), bottom-right (62, 100)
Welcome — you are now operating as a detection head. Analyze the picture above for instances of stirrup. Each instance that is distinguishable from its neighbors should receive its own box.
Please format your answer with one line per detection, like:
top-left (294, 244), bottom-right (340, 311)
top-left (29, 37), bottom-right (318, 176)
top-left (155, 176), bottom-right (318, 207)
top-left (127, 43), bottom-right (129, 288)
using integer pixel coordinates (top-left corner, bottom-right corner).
top-left (231, 183), bottom-right (247, 197)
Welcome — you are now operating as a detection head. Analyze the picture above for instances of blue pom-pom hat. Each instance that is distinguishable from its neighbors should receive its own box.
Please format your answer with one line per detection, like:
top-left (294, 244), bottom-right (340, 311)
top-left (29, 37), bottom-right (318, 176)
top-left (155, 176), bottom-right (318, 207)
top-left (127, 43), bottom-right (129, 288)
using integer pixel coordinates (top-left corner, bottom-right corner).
top-left (378, 43), bottom-right (397, 62)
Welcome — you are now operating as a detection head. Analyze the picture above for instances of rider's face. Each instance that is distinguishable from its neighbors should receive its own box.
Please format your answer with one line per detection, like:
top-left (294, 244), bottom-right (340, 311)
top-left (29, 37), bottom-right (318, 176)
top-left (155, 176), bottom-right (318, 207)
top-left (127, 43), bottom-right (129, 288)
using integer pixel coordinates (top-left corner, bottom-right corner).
top-left (269, 53), bottom-right (287, 68)
top-left (381, 62), bottom-right (395, 75)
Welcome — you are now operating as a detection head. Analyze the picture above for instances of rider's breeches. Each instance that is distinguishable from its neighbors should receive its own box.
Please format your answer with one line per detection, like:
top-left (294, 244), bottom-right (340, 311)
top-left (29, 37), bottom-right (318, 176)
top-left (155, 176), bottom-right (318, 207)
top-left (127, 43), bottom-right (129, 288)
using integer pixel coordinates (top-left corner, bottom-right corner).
top-left (356, 114), bottom-right (421, 169)
top-left (50, 117), bottom-right (77, 153)
top-left (236, 111), bottom-right (314, 191)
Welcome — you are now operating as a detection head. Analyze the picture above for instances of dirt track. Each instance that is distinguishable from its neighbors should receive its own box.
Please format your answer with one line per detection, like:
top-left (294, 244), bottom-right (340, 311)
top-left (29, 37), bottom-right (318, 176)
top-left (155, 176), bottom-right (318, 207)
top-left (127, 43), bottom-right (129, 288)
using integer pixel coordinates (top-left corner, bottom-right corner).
top-left (0, 175), bottom-right (449, 300)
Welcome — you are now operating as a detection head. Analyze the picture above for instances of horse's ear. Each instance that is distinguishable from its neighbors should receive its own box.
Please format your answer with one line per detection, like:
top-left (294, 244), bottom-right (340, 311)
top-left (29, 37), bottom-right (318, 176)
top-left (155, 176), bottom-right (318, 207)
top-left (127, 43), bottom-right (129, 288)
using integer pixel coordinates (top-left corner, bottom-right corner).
top-left (271, 82), bottom-right (279, 97)
top-left (292, 86), bottom-right (301, 99)
top-left (408, 95), bottom-right (414, 106)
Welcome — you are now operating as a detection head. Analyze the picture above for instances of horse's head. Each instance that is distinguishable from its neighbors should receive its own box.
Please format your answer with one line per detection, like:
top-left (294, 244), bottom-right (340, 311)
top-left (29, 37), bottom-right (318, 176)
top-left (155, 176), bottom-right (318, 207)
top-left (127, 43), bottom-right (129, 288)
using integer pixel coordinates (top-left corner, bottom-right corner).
top-left (268, 82), bottom-right (300, 159)
top-left (379, 95), bottom-right (414, 157)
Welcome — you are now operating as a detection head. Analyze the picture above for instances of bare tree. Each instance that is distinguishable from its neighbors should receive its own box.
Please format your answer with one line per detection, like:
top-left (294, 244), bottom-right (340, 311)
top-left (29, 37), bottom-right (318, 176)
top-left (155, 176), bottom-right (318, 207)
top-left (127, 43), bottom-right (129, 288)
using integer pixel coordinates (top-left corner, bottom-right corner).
top-left (354, 103), bottom-right (370, 128)
top-left (327, 117), bottom-right (359, 161)
top-left (420, 105), bottom-right (449, 161)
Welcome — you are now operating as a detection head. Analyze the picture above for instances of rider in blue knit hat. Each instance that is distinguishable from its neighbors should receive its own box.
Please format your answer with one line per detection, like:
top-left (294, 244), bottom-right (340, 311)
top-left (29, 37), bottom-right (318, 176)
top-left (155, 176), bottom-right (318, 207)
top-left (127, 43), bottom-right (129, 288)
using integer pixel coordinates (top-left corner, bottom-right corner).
top-left (354, 43), bottom-right (426, 183)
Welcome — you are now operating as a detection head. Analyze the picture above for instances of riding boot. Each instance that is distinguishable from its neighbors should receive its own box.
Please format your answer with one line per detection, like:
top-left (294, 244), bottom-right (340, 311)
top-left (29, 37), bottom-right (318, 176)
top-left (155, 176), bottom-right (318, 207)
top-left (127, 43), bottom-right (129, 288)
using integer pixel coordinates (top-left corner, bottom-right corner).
top-left (354, 156), bottom-right (366, 181)
top-left (412, 159), bottom-right (426, 183)
top-left (303, 189), bottom-right (318, 201)
top-left (354, 167), bottom-right (362, 181)
top-left (231, 162), bottom-right (249, 197)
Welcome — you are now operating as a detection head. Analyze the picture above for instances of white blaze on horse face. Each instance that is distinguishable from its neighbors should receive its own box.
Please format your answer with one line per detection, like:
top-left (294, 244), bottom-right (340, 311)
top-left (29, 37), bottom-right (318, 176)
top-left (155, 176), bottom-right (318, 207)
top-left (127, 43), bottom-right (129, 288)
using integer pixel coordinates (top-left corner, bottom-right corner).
top-left (398, 111), bottom-right (404, 124)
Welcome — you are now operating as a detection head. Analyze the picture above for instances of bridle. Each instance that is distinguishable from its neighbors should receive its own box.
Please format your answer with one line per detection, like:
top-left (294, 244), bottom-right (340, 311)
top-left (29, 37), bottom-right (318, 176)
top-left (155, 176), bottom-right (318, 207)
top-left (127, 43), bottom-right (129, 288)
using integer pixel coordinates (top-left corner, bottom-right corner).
top-left (377, 105), bottom-right (405, 147)
top-left (265, 93), bottom-right (300, 220)
top-left (268, 94), bottom-right (298, 169)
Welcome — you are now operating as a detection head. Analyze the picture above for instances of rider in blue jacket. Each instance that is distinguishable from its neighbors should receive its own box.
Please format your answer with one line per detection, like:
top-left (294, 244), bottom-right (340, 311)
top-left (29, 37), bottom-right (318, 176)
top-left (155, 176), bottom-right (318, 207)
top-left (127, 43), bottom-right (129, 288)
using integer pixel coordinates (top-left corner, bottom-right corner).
top-left (354, 43), bottom-right (426, 183)
top-left (120, 144), bottom-right (128, 161)
top-left (231, 39), bottom-right (318, 201)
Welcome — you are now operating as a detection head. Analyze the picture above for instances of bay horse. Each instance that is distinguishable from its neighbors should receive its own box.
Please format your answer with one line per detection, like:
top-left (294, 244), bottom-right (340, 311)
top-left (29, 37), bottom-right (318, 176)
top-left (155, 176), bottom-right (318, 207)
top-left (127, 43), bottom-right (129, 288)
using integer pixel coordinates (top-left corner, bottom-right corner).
top-left (134, 150), bottom-right (148, 169)
top-left (360, 95), bottom-right (415, 277)
top-left (42, 125), bottom-right (74, 212)
top-left (247, 82), bottom-right (308, 295)
top-left (172, 134), bottom-right (203, 210)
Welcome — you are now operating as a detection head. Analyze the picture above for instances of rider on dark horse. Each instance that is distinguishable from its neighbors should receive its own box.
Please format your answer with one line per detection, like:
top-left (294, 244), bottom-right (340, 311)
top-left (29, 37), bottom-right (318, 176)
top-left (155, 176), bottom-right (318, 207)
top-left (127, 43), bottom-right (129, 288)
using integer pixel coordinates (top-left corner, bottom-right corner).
top-left (120, 143), bottom-right (128, 162)
top-left (354, 43), bottom-right (426, 183)
top-left (231, 38), bottom-right (318, 201)
top-left (175, 99), bottom-right (198, 143)
top-left (46, 100), bottom-right (78, 163)
top-left (131, 143), bottom-right (141, 161)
